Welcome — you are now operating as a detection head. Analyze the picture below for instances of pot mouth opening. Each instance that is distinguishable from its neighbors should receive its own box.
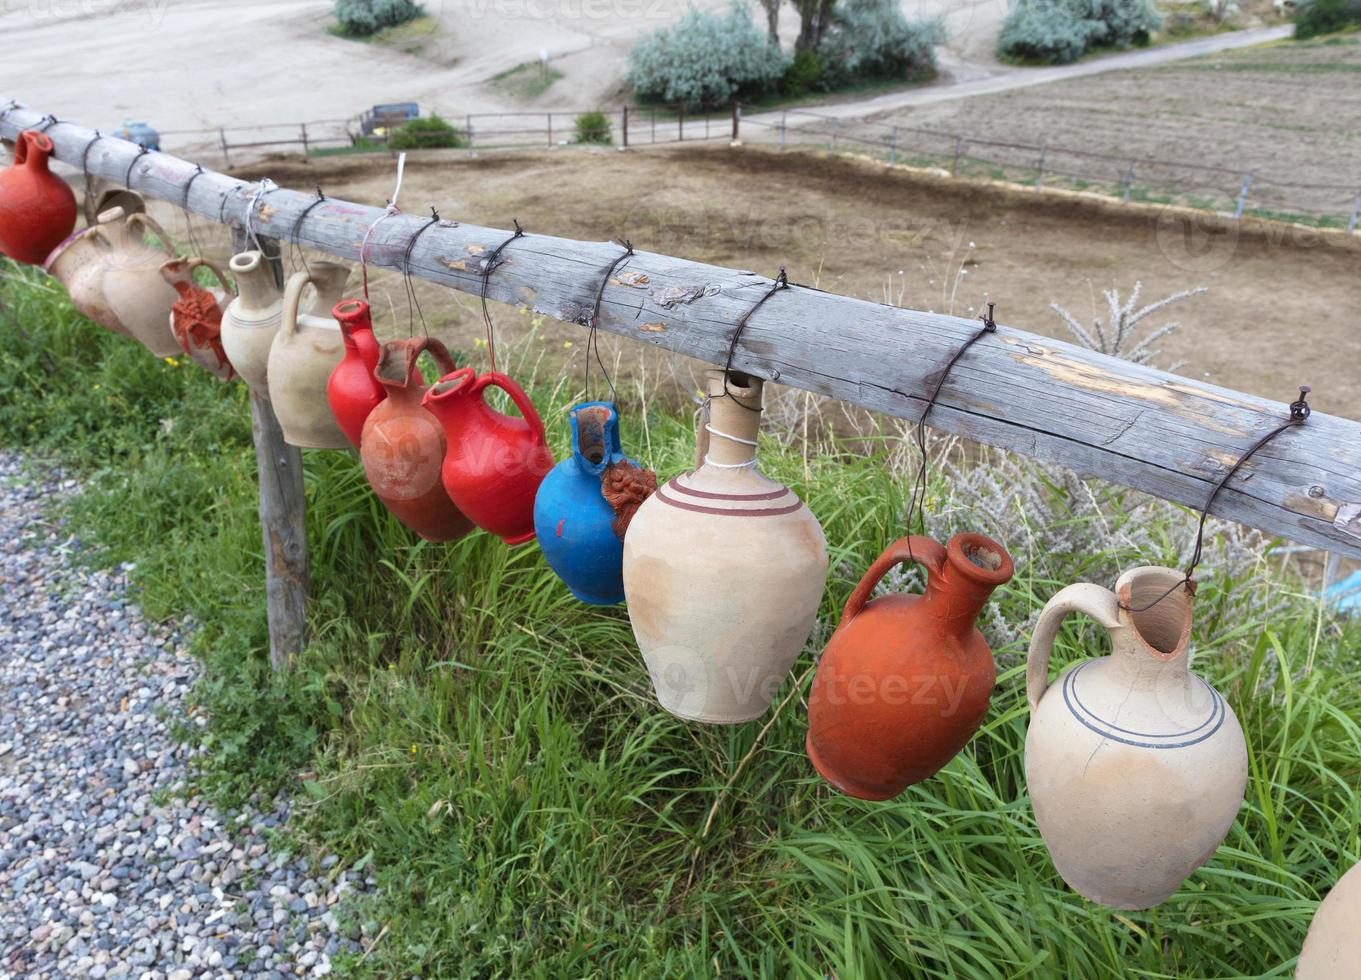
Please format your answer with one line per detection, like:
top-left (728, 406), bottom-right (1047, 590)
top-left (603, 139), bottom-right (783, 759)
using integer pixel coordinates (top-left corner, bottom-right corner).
top-left (229, 251), bottom-right (262, 273)
top-left (947, 532), bottom-right (1014, 586)
top-left (334, 299), bottom-right (366, 319)
top-left (425, 366), bottom-right (475, 399)
top-left (1122, 572), bottom-right (1193, 656)
top-left (574, 404), bottom-right (612, 464)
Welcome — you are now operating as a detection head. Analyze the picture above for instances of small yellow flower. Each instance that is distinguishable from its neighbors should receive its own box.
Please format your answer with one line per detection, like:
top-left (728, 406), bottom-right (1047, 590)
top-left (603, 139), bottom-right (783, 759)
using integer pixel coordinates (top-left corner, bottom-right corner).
top-left (563, 341), bottom-right (573, 349)
top-left (410, 744), bottom-right (418, 754)
top-left (163, 357), bottom-right (178, 366)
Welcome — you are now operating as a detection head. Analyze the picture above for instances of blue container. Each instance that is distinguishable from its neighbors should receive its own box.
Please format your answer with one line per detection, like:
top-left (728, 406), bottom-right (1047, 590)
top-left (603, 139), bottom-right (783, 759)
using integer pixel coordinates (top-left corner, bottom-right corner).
top-left (534, 401), bottom-right (639, 605)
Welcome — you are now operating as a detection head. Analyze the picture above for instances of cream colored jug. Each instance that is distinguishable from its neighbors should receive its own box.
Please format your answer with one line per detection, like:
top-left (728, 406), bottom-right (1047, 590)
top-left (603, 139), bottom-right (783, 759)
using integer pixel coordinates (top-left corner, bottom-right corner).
top-left (622, 371), bottom-right (828, 724)
top-left (266, 264), bottom-right (352, 449)
top-left (1298, 859), bottom-right (1361, 978)
top-left (219, 251), bottom-right (283, 396)
top-left (44, 220), bottom-right (130, 337)
top-left (1025, 566), bottom-right (1248, 910)
top-left (96, 209), bottom-right (181, 357)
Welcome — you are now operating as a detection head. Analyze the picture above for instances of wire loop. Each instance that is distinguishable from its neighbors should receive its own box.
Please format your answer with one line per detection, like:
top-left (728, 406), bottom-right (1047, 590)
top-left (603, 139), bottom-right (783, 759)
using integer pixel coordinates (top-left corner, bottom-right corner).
top-left (721, 269), bottom-right (789, 410)
top-left (479, 219), bottom-right (525, 371)
top-left (584, 239), bottom-right (633, 404)
top-left (289, 187), bottom-right (329, 275)
top-left (123, 145), bottom-right (150, 190)
top-left (402, 207), bottom-right (443, 338)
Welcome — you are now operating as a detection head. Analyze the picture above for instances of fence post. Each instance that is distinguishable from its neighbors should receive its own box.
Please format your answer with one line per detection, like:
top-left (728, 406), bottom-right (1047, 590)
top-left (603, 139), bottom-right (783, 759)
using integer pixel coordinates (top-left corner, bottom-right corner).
top-left (621, 106), bottom-right (629, 149)
top-left (779, 109), bottom-right (787, 150)
top-left (547, 112), bottom-right (552, 146)
top-left (1234, 171), bottom-right (1253, 220)
top-left (299, 123), bottom-right (309, 157)
top-left (1122, 164), bottom-right (1137, 204)
top-left (1035, 144), bottom-right (1047, 191)
top-left (229, 226), bottom-right (308, 672)
top-left (678, 104), bottom-right (684, 142)
top-left (466, 113), bottom-right (474, 148)
top-left (731, 103), bottom-right (740, 142)
top-left (951, 136), bottom-right (965, 177)
top-left (889, 126), bottom-right (898, 165)
top-left (831, 117), bottom-right (840, 151)
top-left (1347, 195), bottom-right (1360, 234)
top-left (218, 127), bottom-right (231, 169)
top-left (651, 109), bottom-right (656, 144)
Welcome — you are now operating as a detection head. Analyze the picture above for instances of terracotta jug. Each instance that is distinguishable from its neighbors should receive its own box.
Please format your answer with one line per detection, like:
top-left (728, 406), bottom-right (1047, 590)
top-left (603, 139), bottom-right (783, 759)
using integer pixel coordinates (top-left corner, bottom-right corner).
top-left (0, 130), bottom-right (77, 265)
top-left (159, 257), bottom-right (236, 381)
top-left (806, 533), bottom-right (1014, 800)
top-left (328, 299), bottom-right (387, 448)
top-left (622, 371), bottom-right (829, 724)
top-left (44, 220), bottom-right (131, 337)
top-left (220, 251), bottom-right (283, 396)
top-left (533, 402), bottom-right (657, 605)
top-left (96, 209), bottom-right (181, 357)
top-left (266, 264), bottom-right (352, 449)
top-left (1298, 859), bottom-right (1361, 978)
top-left (421, 368), bottom-right (554, 545)
top-left (1026, 566), bottom-right (1248, 910)
top-left (361, 337), bottom-right (474, 542)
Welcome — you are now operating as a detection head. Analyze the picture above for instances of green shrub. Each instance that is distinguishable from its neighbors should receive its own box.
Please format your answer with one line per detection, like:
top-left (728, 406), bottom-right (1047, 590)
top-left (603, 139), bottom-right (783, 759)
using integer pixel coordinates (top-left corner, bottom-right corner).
top-left (781, 48), bottom-right (827, 96)
top-left (818, 0), bottom-right (946, 82)
top-left (998, 0), bottom-right (1160, 64)
top-left (1295, 0), bottom-right (1361, 37)
top-left (627, 1), bottom-right (790, 109)
top-left (573, 110), bottom-right (613, 145)
top-left (388, 114), bottom-right (466, 150)
top-left (333, 0), bottom-right (424, 36)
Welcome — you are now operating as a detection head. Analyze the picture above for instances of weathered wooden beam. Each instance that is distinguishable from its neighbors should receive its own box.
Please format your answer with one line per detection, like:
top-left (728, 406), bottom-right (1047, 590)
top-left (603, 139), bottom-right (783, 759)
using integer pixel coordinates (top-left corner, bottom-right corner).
top-left (228, 225), bottom-right (308, 671)
top-left (5, 102), bottom-right (1360, 558)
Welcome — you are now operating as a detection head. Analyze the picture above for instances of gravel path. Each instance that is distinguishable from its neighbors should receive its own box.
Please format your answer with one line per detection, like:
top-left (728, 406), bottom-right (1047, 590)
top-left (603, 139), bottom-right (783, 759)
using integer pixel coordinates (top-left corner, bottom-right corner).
top-left (0, 452), bottom-right (369, 979)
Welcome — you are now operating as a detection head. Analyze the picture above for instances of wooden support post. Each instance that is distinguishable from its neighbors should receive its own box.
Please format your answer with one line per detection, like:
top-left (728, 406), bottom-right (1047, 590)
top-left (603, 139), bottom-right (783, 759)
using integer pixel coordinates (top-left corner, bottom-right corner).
top-left (731, 103), bottom-right (740, 142)
top-left (300, 123), bottom-right (309, 157)
top-left (831, 118), bottom-right (840, 151)
top-left (218, 127), bottom-right (231, 169)
top-left (546, 112), bottom-right (552, 146)
top-left (1035, 144), bottom-right (1047, 190)
top-left (465, 113), bottom-right (474, 148)
top-left (1234, 171), bottom-right (1253, 220)
top-left (230, 226), bottom-right (309, 671)
top-left (677, 104), bottom-right (684, 142)
top-left (779, 110), bottom-right (787, 150)
top-left (621, 106), bottom-right (629, 149)
top-left (1122, 164), bottom-right (1137, 204)
top-left (889, 126), bottom-right (898, 166)
top-left (952, 136), bottom-right (965, 177)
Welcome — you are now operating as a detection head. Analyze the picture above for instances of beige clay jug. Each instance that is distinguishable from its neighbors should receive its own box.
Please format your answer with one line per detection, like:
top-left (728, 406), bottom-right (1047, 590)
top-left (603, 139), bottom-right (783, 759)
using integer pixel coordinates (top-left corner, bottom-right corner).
top-left (219, 251), bottom-right (283, 396)
top-left (622, 370), bottom-right (828, 724)
top-left (266, 264), bottom-right (352, 449)
top-left (1297, 859), bottom-right (1361, 978)
top-left (1025, 567), bottom-right (1248, 910)
top-left (96, 209), bottom-right (181, 357)
top-left (44, 218), bottom-right (130, 337)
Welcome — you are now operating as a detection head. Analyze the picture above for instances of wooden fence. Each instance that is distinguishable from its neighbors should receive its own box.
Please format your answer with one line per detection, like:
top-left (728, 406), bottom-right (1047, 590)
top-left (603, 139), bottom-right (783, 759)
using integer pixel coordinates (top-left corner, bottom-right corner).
top-left (3, 101), bottom-right (1359, 664)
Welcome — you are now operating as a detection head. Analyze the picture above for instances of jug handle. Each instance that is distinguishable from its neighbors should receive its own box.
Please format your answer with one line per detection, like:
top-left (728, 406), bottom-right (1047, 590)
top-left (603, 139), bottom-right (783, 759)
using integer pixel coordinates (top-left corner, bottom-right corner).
top-left (472, 372), bottom-right (546, 444)
top-left (184, 257), bottom-right (235, 296)
top-left (126, 212), bottom-right (176, 257)
top-left (1026, 583), bottom-right (1122, 711)
top-left (389, 337), bottom-right (457, 387)
top-left (280, 270), bottom-right (311, 338)
top-left (841, 535), bottom-right (945, 624)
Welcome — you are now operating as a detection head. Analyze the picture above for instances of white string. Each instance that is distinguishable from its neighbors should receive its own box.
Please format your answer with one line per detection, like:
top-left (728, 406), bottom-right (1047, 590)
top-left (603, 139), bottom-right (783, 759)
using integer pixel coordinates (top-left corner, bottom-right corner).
top-left (359, 152), bottom-right (407, 299)
top-left (703, 455), bottom-right (758, 469)
top-left (704, 423), bottom-right (758, 447)
top-left (244, 178), bottom-right (278, 254)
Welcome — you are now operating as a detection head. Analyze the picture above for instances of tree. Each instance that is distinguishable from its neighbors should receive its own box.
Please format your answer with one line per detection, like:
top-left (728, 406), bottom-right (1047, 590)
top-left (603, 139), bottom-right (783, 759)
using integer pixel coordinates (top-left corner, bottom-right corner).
top-left (757, 0), bottom-right (781, 41)
top-left (793, 0), bottom-right (837, 51)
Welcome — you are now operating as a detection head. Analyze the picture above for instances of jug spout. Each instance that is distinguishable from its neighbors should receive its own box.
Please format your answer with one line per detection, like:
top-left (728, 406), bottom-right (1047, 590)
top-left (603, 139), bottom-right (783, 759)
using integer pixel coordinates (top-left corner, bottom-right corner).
top-left (927, 533), bottom-right (1015, 637)
top-left (306, 262), bottom-right (351, 313)
top-left (229, 251), bottom-right (280, 310)
top-left (334, 298), bottom-right (373, 352)
top-left (571, 402), bottom-right (621, 476)
top-left (421, 367), bottom-right (478, 429)
top-left (1110, 566), bottom-right (1195, 684)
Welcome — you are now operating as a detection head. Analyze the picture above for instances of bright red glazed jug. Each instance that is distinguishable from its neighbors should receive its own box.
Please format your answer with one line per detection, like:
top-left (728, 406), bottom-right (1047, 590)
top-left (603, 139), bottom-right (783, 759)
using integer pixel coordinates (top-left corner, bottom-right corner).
top-left (328, 299), bottom-right (387, 448)
top-left (0, 131), bottom-right (78, 265)
top-left (421, 368), bottom-right (553, 545)
top-left (806, 533), bottom-right (1014, 800)
top-left (361, 338), bottom-right (473, 543)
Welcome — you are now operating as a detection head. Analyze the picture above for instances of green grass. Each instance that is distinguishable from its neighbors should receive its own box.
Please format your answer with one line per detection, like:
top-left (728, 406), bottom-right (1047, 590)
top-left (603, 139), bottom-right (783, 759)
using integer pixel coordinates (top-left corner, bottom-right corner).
top-left (2, 259), bottom-right (1359, 975)
top-left (489, 61), bottom-right (564, 101)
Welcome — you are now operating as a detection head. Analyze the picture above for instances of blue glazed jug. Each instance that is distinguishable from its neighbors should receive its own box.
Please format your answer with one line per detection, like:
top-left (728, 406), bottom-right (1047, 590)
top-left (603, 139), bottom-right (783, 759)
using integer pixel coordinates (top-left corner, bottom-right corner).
top-left (534, 402), bottom-right (645, 605)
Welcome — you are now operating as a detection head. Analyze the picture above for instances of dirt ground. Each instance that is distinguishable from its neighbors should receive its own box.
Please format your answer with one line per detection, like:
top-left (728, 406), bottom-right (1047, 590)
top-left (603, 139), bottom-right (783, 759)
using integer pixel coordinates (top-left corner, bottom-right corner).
top-left (842, 35), bottom-right (1361, 219)
top-left (174, 143), bottom-right (1360, 420)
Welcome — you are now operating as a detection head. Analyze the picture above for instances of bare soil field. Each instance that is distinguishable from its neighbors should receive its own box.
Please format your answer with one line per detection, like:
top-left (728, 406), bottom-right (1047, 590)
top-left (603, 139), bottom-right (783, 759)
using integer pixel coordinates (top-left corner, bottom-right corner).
top-left (190, 143), bottom-right (1361, 419)
top-left (839, 36), bottom-right (1361, 221)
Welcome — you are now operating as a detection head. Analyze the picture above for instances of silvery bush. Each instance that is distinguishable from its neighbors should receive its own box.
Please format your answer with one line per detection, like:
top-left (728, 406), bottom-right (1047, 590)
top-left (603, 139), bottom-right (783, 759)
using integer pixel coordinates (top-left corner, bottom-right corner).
top-left (334, 0), bottom-right (425, 36)
top-left (818, 0), bottom-right (946, 83)
top-left (999, 0), bottom-right (1162, 63)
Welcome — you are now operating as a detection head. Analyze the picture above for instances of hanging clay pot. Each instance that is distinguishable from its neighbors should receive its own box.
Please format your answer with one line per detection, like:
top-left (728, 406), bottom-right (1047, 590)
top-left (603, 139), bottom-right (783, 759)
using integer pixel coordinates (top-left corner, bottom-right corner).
top-left (44, 220), bottom-right (130, 337)
top-left (328, 299), bottom-right (387, 448)
top-left (0, 130), bottom-right (77, 265)
top-left (266, 264), bottom-right (352, 449)
top-left (95, 209), bottom-right (181, 357)
top-left (1026, 566), bottom-right (1248, 910)
top-left (421, 368), bottom-right (554, 545)
top-left (533, 402), bottom-right (657, 605)
top-left (219, 251), bottom-right (283, 396)
top-left (82, 180), bottom-right (144, 226)
top-left (159, 257), bottom-right (236, 381)
top-left (622, 370), bottom-right (828, 724)
top-left (1298, 859), bottom-right (1361, 978)
top-left (806, 533), bottom-right (1014, 800)
top-left (361, 337), bottom-right (474, 542)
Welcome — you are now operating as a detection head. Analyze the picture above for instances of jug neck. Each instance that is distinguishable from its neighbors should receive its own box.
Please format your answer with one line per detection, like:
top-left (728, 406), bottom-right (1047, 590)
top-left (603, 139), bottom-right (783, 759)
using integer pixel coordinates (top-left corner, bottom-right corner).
top-left (334, 299), bottom-right (373, 352)
top-left (20, 132), bottom-right (53, 174)
top-left (230, 252), bottom-right (279, 310)
top-left (422, 368), bottom-right (481, 428)
top-left (704, 370), bottom-right (762, 468)
top-left (571, 402), bottom-right (620, 476)
top-left (1109, 567), bottom-right (1195, 688)
top-left (924, 533), bottom-right (1013, 638)
top-left (307, 263), bottom-right (351, 313)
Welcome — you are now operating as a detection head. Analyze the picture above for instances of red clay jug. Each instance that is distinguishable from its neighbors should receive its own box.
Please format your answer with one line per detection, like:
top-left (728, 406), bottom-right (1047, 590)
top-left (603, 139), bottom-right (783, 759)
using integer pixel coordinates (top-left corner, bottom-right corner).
top-left (421, 368), bottom-right (554, 545)
top-left (0, 131), bottom-right (77, 265)
top-left (159, 257), bottom-right (235, 381)
top-left (806, 533), bottom-right (1014, 800)
top-left (328, 299), bottom-right (387, 448)
top-left (361, 338), bottom-right (473, 543)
